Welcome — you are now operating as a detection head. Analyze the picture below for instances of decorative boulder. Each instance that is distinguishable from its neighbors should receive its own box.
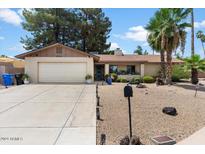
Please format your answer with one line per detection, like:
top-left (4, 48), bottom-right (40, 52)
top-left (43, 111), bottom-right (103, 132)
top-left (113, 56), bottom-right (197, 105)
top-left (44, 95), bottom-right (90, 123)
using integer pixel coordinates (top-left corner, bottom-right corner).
top-left (136, 83), bottom-right (146, 88)
top-left (162, 107), bottom-right (177, 116)
top-left (130, 136), bottom-right (141, 145)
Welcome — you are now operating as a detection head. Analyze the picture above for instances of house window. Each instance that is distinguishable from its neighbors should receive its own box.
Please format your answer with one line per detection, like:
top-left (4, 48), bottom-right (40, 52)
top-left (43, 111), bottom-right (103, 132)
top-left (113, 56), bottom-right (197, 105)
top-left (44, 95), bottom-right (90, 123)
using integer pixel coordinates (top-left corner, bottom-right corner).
top-left (56, 47), bottom-right (62, 57)
top-left (127, 65), bottom-right (135, 74)
top-left (109, 65), bottom-right (118, 73)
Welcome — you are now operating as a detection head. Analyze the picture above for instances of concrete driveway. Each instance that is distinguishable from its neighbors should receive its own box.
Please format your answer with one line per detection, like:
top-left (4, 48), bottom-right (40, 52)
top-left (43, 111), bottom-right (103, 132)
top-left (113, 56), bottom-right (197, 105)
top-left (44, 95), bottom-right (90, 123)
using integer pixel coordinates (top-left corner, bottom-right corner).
top-left (0, 84), bottom-right (96, 145)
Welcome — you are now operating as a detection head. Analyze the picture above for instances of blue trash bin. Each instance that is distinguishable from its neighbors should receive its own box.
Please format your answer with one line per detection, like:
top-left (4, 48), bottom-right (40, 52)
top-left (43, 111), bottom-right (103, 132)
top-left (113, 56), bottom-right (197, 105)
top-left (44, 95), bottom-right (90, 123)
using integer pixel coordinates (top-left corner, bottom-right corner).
top-left (2, 74), bottom-right (14, 87)
top-left (106, 77), bottom-right (112, 85)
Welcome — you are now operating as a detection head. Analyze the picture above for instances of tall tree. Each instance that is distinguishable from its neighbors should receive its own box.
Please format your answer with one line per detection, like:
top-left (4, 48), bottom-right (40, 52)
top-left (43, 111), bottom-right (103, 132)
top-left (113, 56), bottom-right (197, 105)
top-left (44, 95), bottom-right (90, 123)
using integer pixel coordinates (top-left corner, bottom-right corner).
top-left (21, 8), bottom-right (112, 53)
top-left (21, 9), bottom-right (77, 50)
top-left (190, 8), bottom-right (199, 84)
top-left (134, 45), bottom-right (143, 55)
top-left (196, 30), bottom-right (205, 57)
top-left (146, 9), bottom-right (191, 84)
top-left (75, 9), bottom-right (112, 53)
top-left (191, 8), bottom-right (195, 56)
top-left (146, 11), bottom-right (167, 81)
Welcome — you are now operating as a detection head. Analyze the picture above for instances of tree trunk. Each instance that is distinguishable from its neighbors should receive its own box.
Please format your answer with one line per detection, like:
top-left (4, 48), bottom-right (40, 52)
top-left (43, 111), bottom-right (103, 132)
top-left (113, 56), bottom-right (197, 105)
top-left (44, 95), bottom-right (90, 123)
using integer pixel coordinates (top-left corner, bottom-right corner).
top-left (54, 8), bottom-right (60, 43)
top-left (160, 50), bottom-right (166, 81)
top-left (191, 68), bottom-right (198, 84)
top-left (191, 9), bottom-right (195, 56)
top-left (166, 51), bottom-right (172, 85)
top-left (201, 41), bottom-right (205, 58)
top-left (83, 37), bottom-right (86, 52)
top-left (191, 9), bottom-right (197, 84)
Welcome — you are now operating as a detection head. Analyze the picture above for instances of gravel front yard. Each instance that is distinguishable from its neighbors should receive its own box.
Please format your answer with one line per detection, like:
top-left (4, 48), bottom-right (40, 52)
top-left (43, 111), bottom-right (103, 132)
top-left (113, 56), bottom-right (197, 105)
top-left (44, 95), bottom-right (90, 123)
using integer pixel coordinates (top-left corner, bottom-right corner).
top-left (96, 82), bottom-right (205, 145)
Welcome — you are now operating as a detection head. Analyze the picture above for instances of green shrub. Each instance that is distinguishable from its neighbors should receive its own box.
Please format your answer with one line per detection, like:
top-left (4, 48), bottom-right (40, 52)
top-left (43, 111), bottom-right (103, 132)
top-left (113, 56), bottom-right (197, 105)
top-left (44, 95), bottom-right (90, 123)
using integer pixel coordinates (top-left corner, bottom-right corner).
top-left (116, 78), bottom-right (121, 82)
top-left (172, 65), bottom-right (190, 82)
top-left (117, 77), bottom-right (127, 83)
top-left (85, 74), bottom-right (92, 80)
top-left (171, 75), bottom-right (180, 82)
top-left (22, 74), bottom-right (29, 80)
top-left (130, 76), bottom-right (143, 84)
top-left (143, 76), bottom-right (155, 83)
top-left (111, 73), bottom-right (118, 82)
top-left (121, 78), bottom-right (127, 83)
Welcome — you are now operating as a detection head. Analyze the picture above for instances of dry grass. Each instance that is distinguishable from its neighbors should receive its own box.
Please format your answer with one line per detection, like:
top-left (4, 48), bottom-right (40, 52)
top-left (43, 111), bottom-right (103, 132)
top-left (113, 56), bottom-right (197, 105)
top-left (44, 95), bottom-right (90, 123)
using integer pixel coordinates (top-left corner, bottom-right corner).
top-left (96, 82), bottom-right (205, 145)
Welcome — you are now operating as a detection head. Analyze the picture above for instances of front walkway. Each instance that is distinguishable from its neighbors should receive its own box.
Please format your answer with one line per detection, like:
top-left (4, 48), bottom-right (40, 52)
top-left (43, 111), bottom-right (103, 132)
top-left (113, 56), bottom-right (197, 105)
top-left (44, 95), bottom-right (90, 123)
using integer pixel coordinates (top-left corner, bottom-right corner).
top-left (178, 127), bottom-right (205, 145)
top-left (0, 84), bottom-right (96, 145)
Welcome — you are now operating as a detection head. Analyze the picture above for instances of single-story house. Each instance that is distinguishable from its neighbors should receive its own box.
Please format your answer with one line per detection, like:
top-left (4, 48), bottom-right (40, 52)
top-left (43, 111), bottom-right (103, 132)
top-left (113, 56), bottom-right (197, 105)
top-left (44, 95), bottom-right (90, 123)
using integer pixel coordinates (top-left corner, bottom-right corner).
top-left (15, 43), bottom-right (183, 83)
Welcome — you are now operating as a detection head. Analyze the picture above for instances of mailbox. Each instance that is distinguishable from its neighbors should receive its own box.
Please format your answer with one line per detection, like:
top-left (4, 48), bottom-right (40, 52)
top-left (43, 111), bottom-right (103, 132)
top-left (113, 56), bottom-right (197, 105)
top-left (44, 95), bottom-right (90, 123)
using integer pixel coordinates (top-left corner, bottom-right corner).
top-left (124, 85), bottom-right (133, 97)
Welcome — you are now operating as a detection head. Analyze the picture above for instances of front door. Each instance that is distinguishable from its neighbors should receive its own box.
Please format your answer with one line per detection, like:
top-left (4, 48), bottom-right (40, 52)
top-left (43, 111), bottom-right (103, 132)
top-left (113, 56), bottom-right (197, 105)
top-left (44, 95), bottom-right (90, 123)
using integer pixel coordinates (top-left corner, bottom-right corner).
top-left (94, 65), bottom-right (104, 81)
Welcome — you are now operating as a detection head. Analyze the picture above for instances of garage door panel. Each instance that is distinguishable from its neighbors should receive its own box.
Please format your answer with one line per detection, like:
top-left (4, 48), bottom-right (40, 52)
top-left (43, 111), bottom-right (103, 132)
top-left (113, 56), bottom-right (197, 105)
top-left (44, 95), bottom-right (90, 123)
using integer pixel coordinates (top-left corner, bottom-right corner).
top-left (39, 63), bottom-right (86, 83)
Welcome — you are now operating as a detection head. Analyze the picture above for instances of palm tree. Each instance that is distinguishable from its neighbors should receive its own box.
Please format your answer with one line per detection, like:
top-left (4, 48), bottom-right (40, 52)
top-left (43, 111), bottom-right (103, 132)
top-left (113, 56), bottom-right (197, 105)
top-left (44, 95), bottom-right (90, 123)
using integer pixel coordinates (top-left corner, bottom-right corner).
top-left (184, 55), bottom-right (205, 84)
top-left (146, 13), bottom-right (166, 81)
top-left (191, 9), bottom-right (195, 56)
top-left (146, 9), bottom-right (191, 84)
top-left (190, 8), bottom-right (199, 85)
top-left (196, 30), bottom-right (205, 57)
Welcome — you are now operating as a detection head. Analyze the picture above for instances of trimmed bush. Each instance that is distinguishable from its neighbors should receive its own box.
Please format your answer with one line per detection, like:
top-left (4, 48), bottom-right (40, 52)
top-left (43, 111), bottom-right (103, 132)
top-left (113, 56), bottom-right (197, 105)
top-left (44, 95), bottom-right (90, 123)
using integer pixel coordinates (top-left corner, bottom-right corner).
top-left (172, 75), bottom-right (180, 82)
top-left (172, 65), bottom-right (190, 82)
top-left (121, 78), bottom-right (128, 83)
top-left (143, 76), bottom-right (155, 83)
top-left (129, 76), bottom-right (143, 84)
top-left (116, 78), bottom-right (121, 82)
top-left (85, 74), bottom-right (92, 80)
top-left (117, 77), bottom-right (127, 83)
top-left (111, 73), bottom-right (118, 82)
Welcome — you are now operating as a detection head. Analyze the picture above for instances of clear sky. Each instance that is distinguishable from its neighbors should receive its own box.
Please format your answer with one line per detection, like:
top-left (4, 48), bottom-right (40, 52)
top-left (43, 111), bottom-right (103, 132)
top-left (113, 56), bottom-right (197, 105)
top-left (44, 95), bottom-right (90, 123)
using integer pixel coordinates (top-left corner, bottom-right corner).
top-left (0, 8), bottom-right (205, 58)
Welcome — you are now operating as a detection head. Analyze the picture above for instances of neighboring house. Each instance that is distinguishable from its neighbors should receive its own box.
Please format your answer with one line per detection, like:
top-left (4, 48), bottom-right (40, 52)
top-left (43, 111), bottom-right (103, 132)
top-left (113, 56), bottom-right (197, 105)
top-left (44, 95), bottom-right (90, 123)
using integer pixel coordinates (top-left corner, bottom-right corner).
top-left (0, 57), bottom-right (25, 83)
top-left (15, 43), bottom-right (183, 83)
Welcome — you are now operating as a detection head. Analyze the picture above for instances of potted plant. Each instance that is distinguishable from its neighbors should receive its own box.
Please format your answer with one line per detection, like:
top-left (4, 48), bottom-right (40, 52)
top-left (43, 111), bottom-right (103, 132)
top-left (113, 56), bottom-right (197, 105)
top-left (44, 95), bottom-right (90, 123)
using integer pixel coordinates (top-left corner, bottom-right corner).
top-left (85, 74), bottom-right (92, 84)
top-left (22, 74), bottom-right (30, 84)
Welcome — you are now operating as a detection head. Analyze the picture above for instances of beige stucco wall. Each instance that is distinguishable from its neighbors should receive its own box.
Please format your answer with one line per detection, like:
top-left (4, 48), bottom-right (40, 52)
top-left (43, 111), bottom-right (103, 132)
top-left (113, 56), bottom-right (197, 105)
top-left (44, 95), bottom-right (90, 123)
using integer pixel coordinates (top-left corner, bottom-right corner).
top-left (25, 57), bottom-right (94, 83)
top-left (105, 64), bottom-right (109, 75)
top-left (135, 64), bottom-right (140, 74)
top-left (144, 63), bottom-right (161, 76)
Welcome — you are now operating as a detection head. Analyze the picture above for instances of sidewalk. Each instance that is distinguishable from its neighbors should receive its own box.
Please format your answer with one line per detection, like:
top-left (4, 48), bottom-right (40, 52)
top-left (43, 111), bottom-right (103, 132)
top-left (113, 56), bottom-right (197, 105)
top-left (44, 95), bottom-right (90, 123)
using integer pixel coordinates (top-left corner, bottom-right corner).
top-left (178, 127), bottom-right (205, 145)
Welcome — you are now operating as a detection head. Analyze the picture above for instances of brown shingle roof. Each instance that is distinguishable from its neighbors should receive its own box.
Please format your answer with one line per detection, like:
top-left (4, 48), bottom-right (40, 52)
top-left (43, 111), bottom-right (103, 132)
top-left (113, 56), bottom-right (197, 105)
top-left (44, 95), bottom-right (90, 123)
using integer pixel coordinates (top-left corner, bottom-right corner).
top-left (97, 54), bottom-right (183, 63)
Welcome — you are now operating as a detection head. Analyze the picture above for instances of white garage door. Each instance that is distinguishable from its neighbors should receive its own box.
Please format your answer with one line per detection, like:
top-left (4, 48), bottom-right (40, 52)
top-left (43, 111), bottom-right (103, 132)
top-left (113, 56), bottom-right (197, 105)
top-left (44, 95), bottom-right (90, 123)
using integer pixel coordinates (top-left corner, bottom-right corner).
top-left (38, 62), bottom-right (87, 83)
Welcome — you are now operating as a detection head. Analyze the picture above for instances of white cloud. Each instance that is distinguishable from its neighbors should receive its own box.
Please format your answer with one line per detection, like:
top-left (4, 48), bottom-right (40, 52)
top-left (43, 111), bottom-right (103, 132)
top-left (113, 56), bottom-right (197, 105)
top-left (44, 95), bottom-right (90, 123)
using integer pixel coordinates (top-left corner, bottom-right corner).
top-left (110, 42), bottom-right (120, 50)
top-left (17, 8), bottom-right (33, 18)
top-left (194, 20), bottom-right (205, 28)
top-left (114, 25), bottom-right (148, 42)
top-left (0, 36), bottom-right (5, 40)
top-left (0, 9), bottom-right (23, 26)
top-left (7, 44), bottom-right (25, 52)
top-left (17, 9), bottom-right (24, 17)
top-left (109, 42), bottom-right (129, 54)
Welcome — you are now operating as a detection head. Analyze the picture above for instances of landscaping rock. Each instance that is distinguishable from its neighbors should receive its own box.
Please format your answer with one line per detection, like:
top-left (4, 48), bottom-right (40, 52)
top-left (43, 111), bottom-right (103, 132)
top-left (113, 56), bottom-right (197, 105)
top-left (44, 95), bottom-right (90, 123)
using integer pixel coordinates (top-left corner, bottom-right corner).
top-left (120, 135), bottom-right (130, 145)
top-left (130, 135), bottom-right (141, 145)
top-left (162, 107), bottom-right (177, 116)
top-left (136, 83), bottom-right (146, 88)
